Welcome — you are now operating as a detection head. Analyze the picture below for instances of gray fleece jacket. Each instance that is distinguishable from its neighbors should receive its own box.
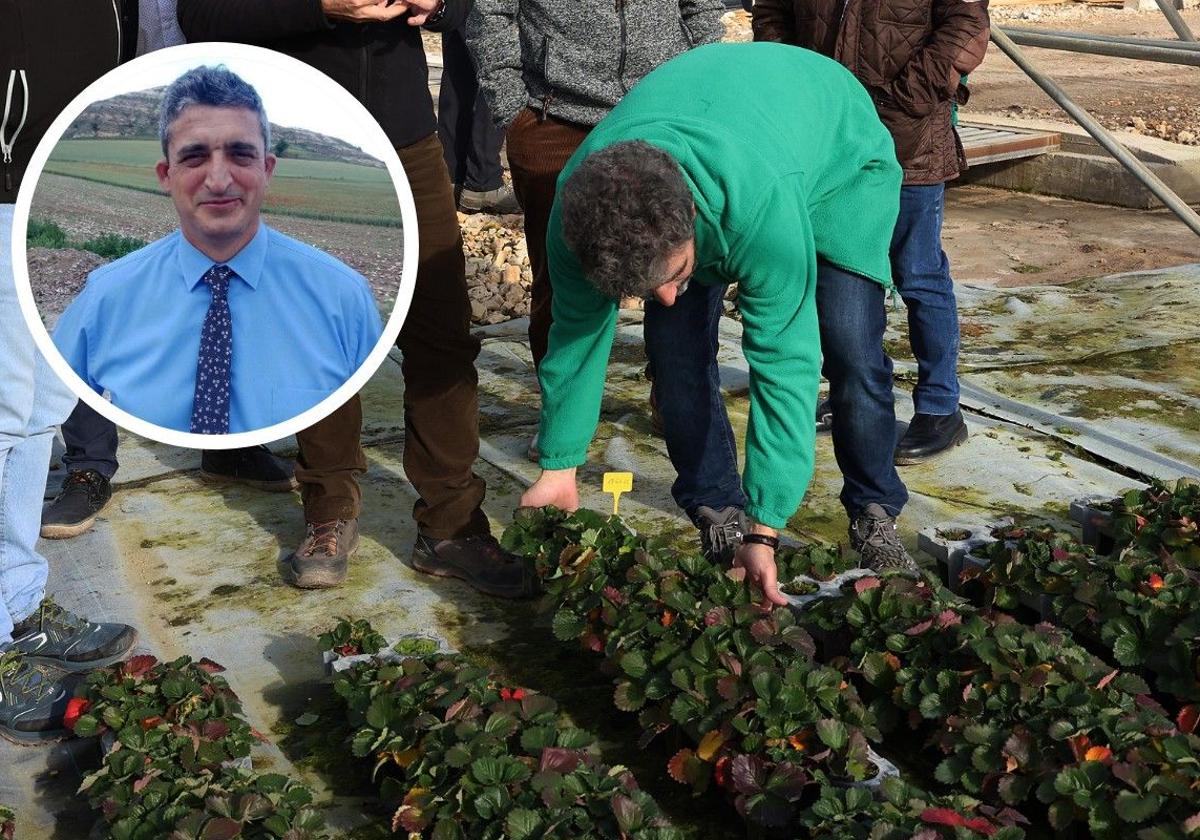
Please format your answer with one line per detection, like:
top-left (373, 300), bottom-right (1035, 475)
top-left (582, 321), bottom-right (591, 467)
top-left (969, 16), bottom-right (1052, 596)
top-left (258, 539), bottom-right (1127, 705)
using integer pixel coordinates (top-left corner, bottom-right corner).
top-left (466, 0), bottom-right (726, 130)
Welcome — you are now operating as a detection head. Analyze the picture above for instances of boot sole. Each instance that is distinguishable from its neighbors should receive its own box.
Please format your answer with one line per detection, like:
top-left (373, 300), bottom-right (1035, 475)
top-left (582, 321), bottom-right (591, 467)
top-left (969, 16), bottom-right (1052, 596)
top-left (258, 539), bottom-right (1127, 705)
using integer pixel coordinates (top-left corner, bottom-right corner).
top-left (0, 725), bottom-right (72, 746)
top-left (894, 423), bottom-right (969, 466)
top-left (280, 533), bottom-right (360, 589)
top-left (199, 470), bottom-right (298, 493)
top-left (410, 554), bottom-right (534, 600)
top-left (40, 516), bottom-right (99, 540)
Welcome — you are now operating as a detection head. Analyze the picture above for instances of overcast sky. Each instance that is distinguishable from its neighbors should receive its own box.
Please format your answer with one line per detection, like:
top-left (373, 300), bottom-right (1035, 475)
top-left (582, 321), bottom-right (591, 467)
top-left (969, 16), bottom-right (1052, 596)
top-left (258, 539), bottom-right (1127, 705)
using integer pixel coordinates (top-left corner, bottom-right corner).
top-left (76, 44), bottom-right (395, 162)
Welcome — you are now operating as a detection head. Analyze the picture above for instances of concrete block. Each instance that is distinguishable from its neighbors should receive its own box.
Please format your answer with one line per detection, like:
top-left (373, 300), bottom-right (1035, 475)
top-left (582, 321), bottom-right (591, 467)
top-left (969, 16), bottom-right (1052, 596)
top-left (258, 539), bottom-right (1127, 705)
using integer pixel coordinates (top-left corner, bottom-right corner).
top-left (1069, 496), bottom-right (1118, 555)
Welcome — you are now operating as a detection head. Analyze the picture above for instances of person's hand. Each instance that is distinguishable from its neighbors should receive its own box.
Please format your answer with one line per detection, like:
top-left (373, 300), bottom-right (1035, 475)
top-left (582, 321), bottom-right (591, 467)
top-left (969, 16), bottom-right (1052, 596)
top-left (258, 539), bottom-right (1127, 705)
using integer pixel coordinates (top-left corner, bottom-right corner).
top-left (519, 468), bottom-right (580, 511)
top-left (397, 0), bottom-right (443, 25)
top-left (320, 0), bottom-right (408, 22)
top-left (733, 541), bottom-right (787, 609)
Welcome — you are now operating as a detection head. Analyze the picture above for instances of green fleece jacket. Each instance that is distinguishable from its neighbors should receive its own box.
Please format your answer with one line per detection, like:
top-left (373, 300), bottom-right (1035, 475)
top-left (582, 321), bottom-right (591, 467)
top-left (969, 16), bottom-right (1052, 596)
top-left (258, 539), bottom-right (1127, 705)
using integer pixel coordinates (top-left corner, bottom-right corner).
top-left (538, 42), bottom-right (902, 528)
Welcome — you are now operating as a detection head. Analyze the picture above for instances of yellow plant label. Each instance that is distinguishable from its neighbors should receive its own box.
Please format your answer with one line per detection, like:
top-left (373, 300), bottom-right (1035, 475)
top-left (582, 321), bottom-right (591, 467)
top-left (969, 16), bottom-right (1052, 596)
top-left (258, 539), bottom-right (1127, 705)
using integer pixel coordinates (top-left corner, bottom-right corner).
top-left (602, 471), bottom-right (634, 515)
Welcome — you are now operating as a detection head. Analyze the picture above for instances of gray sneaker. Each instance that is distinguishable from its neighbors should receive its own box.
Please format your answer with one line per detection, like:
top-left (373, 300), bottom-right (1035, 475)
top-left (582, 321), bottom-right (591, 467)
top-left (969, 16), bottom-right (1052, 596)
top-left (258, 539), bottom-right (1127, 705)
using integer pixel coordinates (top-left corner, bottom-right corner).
top-left (458, 184), bottom-right (522, 215)
top-left (0, 652), bottom-right (82, 744)
top-left (849, 503), bottom-right (918, 574)
top-left (9, 598), bottom-right (137, 672)
top-left (281, 518), bottom-right (360, 589)
top-left (694, 505), bottom-right (747, 565)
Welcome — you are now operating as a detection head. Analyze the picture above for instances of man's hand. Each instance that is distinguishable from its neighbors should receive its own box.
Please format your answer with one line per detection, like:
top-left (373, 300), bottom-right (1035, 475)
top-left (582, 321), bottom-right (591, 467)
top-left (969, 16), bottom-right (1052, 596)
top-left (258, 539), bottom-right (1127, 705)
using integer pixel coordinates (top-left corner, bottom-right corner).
top-left (397, 0), bottom-right (443, 25)
top-left (519, 468), bottom-right (580, 511)
top-left (320, 0), bottom-right (408, 22)
top-left (733, 539), bottom-right (788, 609)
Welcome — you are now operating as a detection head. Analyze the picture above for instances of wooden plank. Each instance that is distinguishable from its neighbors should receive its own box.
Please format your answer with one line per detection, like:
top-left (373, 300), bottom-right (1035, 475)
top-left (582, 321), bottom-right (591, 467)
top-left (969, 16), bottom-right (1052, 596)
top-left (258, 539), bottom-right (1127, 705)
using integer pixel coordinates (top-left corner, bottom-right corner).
top-left (964, 133), bottom-right (1062, 165)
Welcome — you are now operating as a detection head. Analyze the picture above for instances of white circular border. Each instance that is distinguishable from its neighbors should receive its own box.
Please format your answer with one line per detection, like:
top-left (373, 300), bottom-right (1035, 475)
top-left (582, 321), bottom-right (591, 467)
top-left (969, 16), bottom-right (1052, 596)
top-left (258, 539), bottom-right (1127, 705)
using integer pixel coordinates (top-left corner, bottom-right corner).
top-left (11, 42), bottom-right (418, 450)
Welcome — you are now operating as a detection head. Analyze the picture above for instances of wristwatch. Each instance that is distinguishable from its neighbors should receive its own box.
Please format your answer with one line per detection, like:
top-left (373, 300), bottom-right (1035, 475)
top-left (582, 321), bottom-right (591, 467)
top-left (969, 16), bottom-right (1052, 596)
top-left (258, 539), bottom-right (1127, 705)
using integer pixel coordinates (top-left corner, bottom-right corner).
top-left (741, 533), bottom-right (780, 551)
top-left (424, 0), bottom-right (446, 25)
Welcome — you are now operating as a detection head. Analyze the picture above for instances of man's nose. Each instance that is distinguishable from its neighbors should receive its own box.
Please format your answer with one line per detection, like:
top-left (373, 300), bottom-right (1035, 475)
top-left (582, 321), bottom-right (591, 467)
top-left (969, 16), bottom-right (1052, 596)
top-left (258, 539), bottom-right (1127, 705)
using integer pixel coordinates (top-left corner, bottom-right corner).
top-left (653, 284), bottom-right (677, 307)
top-left (204, 154), bottom-right (233, 192)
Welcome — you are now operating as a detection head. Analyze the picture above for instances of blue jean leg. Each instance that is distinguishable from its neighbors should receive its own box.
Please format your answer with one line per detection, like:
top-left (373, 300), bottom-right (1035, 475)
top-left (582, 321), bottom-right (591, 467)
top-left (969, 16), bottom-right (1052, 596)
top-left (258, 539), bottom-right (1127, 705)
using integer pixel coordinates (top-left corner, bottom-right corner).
top-left (816, 260), bottom-right (909, 518)
top-left (644, 279), bottom-right (747, 520)
top-left (0, 205), bottom-right (77, 644)
top-left (891, 183), bottom-right (960, 415)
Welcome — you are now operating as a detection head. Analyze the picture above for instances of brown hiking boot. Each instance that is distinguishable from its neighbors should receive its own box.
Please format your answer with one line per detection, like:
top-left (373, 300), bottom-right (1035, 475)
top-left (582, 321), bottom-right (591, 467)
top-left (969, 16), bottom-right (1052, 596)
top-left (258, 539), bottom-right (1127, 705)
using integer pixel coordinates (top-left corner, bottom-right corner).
top-left (281, 519), bottom-right (359, 589)
top-left (411, 534), bottom-right (538, 600)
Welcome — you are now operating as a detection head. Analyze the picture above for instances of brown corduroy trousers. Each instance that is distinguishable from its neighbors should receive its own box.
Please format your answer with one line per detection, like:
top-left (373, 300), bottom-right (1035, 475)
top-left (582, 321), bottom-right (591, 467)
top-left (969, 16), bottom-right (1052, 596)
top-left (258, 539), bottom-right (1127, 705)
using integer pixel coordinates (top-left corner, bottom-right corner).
top-left (504, 107), bottom-right (592, 369)
top-left (294, 132), bottom-right (490, 540)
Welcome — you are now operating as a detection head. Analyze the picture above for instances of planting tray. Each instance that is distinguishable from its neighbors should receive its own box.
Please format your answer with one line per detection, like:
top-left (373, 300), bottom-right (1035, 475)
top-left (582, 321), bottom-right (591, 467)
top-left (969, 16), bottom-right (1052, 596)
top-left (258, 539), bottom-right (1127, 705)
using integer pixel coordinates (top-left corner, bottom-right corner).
top-left (320, 633), bottom-right (450, 677)
top-left (917, 521), bottom-right (1005, 594)
top-left (832, 748), bottom-right (901, 793)
top-left (782, 567), bottom-right (876, 611)
top-left (1069, 495), bottom-right (1118, 555)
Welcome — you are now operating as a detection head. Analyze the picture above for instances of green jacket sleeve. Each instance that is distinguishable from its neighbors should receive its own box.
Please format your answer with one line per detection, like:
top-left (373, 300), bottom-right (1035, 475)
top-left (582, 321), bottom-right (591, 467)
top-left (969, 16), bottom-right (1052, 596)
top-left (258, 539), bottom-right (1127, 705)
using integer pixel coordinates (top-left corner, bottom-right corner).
top-left (535, 199), bottom-right (620, 469)
top-left (728, 179), bottom-right (821, 529)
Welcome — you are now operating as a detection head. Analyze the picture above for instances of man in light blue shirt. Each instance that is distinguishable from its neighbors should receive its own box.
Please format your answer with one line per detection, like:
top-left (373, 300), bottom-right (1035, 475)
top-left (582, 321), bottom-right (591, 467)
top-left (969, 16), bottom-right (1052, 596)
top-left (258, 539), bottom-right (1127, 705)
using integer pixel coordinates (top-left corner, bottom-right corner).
top-left (52, 65), bottom-right (383, 434)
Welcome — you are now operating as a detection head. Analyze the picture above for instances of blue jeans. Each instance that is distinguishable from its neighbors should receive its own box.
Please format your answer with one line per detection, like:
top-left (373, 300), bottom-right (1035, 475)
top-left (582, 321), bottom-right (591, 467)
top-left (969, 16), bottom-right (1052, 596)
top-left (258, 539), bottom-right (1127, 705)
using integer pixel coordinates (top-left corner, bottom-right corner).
top-left (0, 205), bottom-right (76, 644)
top-left (644, 261), bottom-right (907, 522)
top-left (892, 183), bottom-right (960, 415)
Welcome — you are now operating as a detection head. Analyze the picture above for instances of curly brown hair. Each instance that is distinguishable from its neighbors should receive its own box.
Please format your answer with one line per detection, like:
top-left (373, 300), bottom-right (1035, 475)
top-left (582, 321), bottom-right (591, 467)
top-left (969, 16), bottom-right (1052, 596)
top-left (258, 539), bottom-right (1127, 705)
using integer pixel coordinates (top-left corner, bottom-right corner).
top-left (559, 141), bottom-right (694, 300)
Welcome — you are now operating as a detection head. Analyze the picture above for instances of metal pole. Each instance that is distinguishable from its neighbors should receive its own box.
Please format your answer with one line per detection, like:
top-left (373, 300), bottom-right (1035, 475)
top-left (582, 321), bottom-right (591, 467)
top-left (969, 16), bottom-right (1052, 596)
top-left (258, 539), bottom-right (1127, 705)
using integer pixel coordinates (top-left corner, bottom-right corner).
top-left (1154, 0), bottom-right (1196, 43)
top-left (1005, 26), bottom-right (1200, 51)
top-left (990, 28), bottom-right (1200, 238)
top-left (1000, 27), bottom-right (1200, 64)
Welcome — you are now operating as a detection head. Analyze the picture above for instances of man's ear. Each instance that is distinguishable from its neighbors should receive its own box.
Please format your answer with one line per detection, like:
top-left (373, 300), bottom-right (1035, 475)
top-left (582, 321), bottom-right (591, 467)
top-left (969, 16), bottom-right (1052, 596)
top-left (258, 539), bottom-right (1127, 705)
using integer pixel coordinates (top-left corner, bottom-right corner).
top-left (156, 159), bottom-right (170, 190)
top-left (263, 153), bottom-right (277, 181)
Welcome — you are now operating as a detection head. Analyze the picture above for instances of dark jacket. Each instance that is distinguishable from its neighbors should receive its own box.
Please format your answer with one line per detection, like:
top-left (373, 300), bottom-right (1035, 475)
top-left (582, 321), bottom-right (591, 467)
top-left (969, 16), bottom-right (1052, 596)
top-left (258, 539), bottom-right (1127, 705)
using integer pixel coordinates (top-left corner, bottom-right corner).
top-left (466, 0), bottom-right (725, 129)
top-left (177, 0), bottom-right (465, 150)
top-left (753, 0), bottom-right (989, 184)
top-left (1, 0), bottom-right (138, 200)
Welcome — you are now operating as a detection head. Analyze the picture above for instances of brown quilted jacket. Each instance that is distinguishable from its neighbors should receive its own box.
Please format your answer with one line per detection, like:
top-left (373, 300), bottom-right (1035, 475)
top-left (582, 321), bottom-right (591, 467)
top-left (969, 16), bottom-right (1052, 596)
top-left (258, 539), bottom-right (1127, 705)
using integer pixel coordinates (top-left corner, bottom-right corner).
top-left (753, 0), bottom-right (990, 184)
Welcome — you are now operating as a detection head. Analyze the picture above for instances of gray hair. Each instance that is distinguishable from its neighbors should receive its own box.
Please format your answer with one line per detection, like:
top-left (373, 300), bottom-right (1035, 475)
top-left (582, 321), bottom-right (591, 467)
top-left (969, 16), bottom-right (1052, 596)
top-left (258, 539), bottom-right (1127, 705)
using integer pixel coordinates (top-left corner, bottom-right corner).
top-left (159, 65), bottom-right (271, 157)
top-left (559, 141), bottom-right (695, 301)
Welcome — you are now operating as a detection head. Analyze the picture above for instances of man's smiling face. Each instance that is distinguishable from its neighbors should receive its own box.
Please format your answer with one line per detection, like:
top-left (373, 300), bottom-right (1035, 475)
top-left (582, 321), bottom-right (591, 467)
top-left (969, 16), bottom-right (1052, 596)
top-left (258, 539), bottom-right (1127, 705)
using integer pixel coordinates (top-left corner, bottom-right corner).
top-left (156, 105), bottom-right (276, 262)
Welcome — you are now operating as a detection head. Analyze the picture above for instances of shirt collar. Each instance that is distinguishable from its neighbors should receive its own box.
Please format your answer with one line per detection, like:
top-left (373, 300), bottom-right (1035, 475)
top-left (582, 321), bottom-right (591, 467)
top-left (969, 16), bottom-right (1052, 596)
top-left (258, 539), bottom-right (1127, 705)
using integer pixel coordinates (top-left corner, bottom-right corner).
top-left (178, 223), bottom-right (269, 291)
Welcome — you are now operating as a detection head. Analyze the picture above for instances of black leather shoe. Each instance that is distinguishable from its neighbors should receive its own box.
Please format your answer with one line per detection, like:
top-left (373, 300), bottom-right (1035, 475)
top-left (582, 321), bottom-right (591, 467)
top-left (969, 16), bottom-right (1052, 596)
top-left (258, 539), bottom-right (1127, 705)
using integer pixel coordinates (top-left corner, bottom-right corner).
top-left (199, 445), bottom-right (296, 492)
top-left (41, 470), bottom-right (111, 539)
top-left (895, 411), bottom-right (968, 465)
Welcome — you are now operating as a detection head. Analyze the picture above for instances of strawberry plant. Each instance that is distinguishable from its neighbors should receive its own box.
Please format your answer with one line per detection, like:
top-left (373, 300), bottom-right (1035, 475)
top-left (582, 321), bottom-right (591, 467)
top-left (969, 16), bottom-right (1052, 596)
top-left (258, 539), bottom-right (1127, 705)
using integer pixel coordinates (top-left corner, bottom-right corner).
top-left (71, 655), bottom-right (325, 839)
top-left (798, 779), bottom-right (1027, 839)
top-left (327, 631), bottom-right (682, 839)
top-left (318, 617), bottom-right (388, 657)
top-left (1113, 479), bottom-right (1200, 566)
top-left (0, 806), bottom-right (13, 840)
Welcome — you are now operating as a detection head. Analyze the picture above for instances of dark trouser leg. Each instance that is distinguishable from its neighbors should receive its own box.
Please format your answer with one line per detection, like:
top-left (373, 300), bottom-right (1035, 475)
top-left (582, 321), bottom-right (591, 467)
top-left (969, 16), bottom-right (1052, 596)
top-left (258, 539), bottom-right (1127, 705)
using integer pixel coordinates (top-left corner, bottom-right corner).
top-left (644, 280), bottom-right (746, 519)
top-left (294, 133), bottom-right (488, 537)
top-left (60, 400), bottom-right (118, 480)
top-left (891, 183), bottom-right (959, 415)
top-left (437, 27), bottom-right (503, 193)
top-left (396, 132), bottom-right (489, 539)
top-left (815, 260), bottom-right (909, 518)
top-left (295, 395), bottom-right (364, 523)
top-left (504, 109), bottom-right (590, 369)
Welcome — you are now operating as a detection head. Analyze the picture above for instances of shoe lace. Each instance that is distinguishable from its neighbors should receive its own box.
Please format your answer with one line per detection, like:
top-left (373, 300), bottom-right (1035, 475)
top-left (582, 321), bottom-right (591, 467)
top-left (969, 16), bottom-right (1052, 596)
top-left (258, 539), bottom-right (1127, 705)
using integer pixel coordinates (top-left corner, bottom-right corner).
top-left (29, 598), bottom-right (86, 638)
top-left (856, 516), bottom-right (911, 569)
top-left (62, 470), bottom-right (105, 504)
top-left (303, 520), bottom-right (345, 557)
top-left (702, 516), bottom-right (744, 559)
top-left (0, 650), bottom-right (56, 702)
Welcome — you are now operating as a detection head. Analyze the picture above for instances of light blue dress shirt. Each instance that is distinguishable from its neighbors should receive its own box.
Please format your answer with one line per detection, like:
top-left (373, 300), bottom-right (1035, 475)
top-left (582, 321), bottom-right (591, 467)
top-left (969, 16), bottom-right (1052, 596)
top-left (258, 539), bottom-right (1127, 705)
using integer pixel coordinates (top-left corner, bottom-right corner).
top-left (53, 223), bottom-right (383, 433)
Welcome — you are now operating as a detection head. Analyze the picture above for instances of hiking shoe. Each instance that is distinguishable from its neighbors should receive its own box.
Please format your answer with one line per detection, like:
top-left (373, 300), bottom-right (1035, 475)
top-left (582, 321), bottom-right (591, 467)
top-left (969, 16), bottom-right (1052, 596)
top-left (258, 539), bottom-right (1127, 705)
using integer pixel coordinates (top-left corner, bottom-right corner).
top-left (694, 505), bottom-right (747, 566)
top-left (0, 652), bottom-right (82, 745)
top-left (894, 411), bottom-right (968, 465)
top-left (8, 598), bottom-right (137, 672)
top-left (40, 469), bottom-right (111, 539)
top-left (411, 534), bottom-right (538, 599)
top-left (815, 396), bottom-right (833, 433)
top-left (199, 445), bottom-right (297, 492)
top-left (849, 504), bottom-right (918, 574)
top-left (281, 519), bottom-right (359, 589)
top-left (458, 184), bottom-right (521, 215)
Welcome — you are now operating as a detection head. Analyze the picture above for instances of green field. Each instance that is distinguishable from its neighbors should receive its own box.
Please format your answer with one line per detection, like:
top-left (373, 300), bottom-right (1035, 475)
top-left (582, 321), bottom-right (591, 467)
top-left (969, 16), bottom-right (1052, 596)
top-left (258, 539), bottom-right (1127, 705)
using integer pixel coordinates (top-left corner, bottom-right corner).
top-left (44, 139), bottom-right (402, 227)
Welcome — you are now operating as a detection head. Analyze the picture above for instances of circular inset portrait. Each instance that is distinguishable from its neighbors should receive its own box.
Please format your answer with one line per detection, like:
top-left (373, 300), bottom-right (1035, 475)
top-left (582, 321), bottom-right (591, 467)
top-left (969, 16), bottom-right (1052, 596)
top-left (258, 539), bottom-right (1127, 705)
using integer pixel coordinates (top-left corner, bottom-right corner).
top-left (12, 43), bottom-right (416, 447)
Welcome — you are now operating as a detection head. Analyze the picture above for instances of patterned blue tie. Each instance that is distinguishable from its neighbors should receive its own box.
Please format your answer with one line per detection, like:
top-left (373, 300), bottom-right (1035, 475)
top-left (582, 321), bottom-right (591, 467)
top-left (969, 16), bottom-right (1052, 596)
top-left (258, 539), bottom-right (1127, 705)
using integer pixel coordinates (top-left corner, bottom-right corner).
top-left (189, 265), bottom-right (234, 434)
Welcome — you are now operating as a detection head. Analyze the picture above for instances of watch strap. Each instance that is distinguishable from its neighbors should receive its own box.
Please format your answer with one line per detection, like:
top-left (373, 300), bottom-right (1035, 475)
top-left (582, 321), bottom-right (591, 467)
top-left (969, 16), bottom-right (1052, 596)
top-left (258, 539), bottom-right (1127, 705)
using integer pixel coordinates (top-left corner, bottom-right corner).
top-left (741, 533), bottom-right (780, 551)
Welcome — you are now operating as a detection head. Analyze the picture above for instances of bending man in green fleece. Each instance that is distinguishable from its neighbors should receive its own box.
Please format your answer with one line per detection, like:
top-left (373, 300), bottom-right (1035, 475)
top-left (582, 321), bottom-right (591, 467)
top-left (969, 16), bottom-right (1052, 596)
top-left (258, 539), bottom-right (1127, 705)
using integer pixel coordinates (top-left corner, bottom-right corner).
top-left (520, 42), bottom-right (914, 605)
